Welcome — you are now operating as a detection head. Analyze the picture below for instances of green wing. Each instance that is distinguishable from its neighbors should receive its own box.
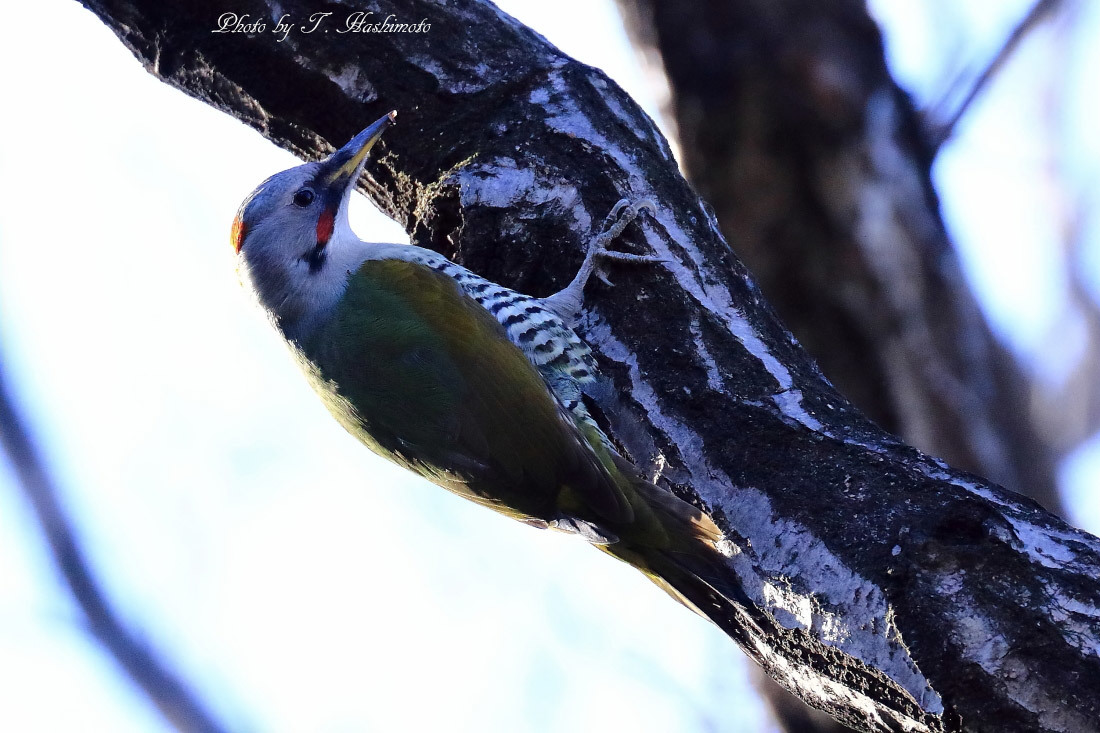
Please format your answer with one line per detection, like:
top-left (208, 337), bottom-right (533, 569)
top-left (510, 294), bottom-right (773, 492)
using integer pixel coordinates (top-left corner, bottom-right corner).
top-left (300, 258), bottom-right (633, 526)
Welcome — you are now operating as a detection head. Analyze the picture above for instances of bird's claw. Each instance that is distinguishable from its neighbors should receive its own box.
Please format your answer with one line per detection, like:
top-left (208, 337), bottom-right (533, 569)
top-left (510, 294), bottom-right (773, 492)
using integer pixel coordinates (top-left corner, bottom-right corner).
top-left (595, 198), bottom-right (656, 242)
top-left (589, 197), bottom-right (657, 261)
top-left (587, 197), bottom-right (660, 288)
top-left (539, 197), bottom-right (661, 319)
top-left (596, 251), bottom-right (666, 265)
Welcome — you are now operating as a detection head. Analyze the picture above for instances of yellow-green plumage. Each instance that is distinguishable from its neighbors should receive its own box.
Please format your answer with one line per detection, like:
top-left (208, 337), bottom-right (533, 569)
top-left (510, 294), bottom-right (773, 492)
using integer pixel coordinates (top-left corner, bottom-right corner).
top-left (299, 259), bottom-right (718, 556)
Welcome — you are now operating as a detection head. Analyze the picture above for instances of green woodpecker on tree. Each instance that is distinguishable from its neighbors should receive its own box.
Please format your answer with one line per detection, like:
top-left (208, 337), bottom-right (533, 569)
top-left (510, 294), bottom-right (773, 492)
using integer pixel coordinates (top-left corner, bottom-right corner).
top-left (232, 111), bottom-right (751, 629)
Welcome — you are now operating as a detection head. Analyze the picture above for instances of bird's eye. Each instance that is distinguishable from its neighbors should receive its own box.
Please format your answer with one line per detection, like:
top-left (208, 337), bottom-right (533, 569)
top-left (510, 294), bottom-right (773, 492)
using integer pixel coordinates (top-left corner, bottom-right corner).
top-left (293, 188), bottom-right (316, 207)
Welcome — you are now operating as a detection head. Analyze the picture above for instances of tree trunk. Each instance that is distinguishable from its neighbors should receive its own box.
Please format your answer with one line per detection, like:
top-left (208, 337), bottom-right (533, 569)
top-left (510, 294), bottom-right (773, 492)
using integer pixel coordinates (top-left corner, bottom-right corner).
top-left (612, 0), bottom-right (1064, 516)
top-left (76, 1), bottom-right (1100, 730)
top-left (609, 1), bottom-right (1069, 728)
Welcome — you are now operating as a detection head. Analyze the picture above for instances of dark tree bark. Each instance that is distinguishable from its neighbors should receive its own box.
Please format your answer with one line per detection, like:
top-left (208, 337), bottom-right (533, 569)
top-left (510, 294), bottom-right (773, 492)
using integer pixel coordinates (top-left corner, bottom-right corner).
top-left (609, 1), bottom-right (1070, 728)
top-left (612, 0), bottom-right (1064, 516)
top-left (74, 1), bottom-right (1100, 731)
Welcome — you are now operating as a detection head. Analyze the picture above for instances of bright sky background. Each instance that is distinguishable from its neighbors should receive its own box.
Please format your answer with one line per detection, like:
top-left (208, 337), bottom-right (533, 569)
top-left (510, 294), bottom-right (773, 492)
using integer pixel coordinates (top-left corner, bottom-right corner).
top-left (0, 1), bottom-right (1096, 732)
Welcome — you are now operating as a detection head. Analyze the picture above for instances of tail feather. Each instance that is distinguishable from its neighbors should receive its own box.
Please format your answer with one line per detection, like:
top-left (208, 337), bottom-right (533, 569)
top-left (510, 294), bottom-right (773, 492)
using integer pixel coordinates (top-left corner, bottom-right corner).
top-left (610, 453), bottom-right (725, 548)
top-left (652, 548), bottom-right (758, 646)
top-left (592, 440), bottom-right (753, 638)
top-left (601, 539), bottom-right (757, 647)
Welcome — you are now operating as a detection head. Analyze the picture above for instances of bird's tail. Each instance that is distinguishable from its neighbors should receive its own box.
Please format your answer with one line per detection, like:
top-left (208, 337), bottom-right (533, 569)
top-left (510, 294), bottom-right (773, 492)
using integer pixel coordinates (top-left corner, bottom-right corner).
top-left (609, 453), bottom-right (726, 547)
top-left (601, 455), bottom-right (757, 643)
top-left (600, 539), bottom-right (756, 646)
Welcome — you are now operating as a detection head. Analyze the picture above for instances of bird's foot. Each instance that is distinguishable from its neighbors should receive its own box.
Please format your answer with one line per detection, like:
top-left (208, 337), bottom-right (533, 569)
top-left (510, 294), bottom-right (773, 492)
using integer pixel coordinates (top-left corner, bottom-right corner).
top-left (589, 198), bottom-right (663, 285)
top-left (541, 198), bottom-right (663, 320)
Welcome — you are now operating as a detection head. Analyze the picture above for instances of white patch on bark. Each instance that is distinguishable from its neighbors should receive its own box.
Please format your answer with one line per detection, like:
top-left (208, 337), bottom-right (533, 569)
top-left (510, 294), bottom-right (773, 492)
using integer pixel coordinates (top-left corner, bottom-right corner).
top-left (535, 73), bottom-right (825, 432)
top-left (723, 487), bottom-right (944, 716)
top-left (645, 189), bottom-right (826, 435)
top-left (1005, 514), bottom-right (1081, 570)
top-left (688, 317), bottom-right (724, 392)
top-left (751, 642), bottom-right (933, 733)
top-left (588, 321), bottom-right (715, 474)
top-left (588, 74), bottom-right (669, 161)
top-left (585, 320), bottom-right (943, 717)
top-left (773, 389), bottom-right (824, 431)
top-left (328, 63), bottom-right (377, 103)
top-left (454, 158), bottom-right (589, 235)
top-left (407, 55), bottom-right (494, 94)
top-left (930, 469), bottom-right (1100, 566)
top-left (944, 592), bottom-right (1099, 733)
top-left (456, 157), bottom-right (538, 208)
top-left (919, 466), bottom-right (1100, 681)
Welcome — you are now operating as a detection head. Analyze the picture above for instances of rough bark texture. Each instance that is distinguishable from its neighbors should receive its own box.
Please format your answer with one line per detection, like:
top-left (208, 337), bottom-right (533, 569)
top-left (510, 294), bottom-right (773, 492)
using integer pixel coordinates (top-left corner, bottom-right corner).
top-left (609, 1), bottom-right (1069, 728)
top-left (612, 0), bottom-right (1064, 517)
top-left (76, 1), bottom-right (1100, 731)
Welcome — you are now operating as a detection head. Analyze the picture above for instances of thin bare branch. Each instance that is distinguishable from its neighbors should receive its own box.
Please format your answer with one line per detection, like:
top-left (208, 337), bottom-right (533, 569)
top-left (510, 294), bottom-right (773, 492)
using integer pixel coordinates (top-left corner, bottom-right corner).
top-left (0, 346), bottom-right (230, 733)
top-left (928, 0), bottom-right (1064, 151)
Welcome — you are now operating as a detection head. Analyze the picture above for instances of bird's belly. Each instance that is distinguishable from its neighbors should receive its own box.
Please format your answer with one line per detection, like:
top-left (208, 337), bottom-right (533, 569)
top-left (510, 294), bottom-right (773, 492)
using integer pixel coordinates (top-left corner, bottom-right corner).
top-left (294, 344), bottom-right (555, 526)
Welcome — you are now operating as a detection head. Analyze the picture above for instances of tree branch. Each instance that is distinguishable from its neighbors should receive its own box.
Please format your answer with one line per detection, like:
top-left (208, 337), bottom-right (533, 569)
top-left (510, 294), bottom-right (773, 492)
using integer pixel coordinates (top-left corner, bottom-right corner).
top-left (0, 348), bottom-right (230, 733)
top-left (612, 0), bottom-right (1065, 519)
top-left (927, 0), bottom-right (1064, 151)
top-left (74, 1), bottom-right (1100, 730)
top-left (606, 1), bottom-right (1077, 724)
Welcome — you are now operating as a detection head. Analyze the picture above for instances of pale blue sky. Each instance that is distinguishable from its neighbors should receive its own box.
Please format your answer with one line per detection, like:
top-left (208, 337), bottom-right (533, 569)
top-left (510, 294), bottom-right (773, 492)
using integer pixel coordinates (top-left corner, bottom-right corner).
top-left (0, 1), bottom-right (1095, 731)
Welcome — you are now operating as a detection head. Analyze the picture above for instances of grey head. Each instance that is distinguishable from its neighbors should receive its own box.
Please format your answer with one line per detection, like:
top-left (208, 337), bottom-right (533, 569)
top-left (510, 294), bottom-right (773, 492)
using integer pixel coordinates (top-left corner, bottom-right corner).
top-left (231, 111), bottom-right (396, 340)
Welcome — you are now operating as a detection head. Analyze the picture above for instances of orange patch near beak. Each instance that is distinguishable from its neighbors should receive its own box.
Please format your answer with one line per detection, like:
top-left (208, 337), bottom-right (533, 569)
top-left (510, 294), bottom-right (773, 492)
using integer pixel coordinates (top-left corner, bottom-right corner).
top-left (316, 207), bottom-right (336, 246)
top-left (231, 216), bottom-right (248, 253)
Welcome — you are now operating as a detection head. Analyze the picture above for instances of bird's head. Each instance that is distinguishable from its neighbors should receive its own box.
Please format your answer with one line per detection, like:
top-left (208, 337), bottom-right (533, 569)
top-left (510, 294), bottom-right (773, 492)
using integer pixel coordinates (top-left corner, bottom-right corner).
top-left (231, 111), bottom-right (396, 331)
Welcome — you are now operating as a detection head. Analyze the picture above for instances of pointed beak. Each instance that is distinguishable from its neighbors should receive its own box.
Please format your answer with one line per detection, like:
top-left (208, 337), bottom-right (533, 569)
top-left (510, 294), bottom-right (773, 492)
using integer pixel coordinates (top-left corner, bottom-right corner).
top-left (318, 110), bottom-right (397, 195)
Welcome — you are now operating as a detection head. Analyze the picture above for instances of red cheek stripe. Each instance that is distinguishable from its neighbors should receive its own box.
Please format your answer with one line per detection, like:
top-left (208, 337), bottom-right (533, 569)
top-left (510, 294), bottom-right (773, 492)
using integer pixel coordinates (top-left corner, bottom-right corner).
top-left (316, 208), bottom-right (335, 245)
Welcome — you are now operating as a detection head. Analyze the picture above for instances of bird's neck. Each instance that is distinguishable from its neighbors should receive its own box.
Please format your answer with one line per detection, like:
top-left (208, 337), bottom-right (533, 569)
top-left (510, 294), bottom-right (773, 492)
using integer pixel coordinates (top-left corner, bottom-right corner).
top-left (273, 231), bottom-right (370, 345)
top-left (275, 236), bottom-right (425, 345)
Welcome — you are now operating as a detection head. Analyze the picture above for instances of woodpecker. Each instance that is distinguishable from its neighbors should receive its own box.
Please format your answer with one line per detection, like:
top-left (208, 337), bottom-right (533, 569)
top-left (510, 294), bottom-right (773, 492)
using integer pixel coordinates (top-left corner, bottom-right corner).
top-left (232, 112), bottom-right (746, 623)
